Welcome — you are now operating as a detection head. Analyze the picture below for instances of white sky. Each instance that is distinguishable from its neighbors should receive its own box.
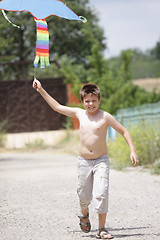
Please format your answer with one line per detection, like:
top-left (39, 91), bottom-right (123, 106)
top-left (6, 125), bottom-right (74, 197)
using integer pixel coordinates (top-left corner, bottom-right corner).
top-left (89, 0), bottom-right (160, 58)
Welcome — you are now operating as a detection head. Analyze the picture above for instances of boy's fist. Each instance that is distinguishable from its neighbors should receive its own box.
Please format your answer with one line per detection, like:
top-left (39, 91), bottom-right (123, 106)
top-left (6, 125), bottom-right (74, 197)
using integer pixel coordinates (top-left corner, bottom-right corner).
top-left (32, 78), bottom-right (42, 92)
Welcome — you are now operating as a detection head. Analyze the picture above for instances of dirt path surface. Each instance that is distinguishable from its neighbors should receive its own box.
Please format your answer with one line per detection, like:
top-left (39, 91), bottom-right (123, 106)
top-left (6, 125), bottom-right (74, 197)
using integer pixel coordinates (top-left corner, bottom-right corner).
top-left (0, 151), bottom-right (160, 240)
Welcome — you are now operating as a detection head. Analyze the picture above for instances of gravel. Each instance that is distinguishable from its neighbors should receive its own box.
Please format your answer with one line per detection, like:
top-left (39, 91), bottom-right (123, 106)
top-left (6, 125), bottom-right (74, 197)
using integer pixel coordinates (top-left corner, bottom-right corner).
top-left (0, 151), bottom-right (160, 240)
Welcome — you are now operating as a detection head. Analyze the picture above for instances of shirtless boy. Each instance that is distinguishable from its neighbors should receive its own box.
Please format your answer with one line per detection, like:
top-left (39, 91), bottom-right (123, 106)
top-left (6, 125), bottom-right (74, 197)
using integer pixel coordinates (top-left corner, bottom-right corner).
top-left (33, 79), bottom-right (139, 239)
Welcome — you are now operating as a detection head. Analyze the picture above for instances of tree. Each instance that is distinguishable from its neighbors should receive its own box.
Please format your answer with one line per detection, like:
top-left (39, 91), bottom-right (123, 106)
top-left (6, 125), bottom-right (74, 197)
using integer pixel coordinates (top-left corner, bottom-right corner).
top-left (0, 11), bottom-right (35, 62)
top-left (151, 41), bottom-right (160, 60)
top-left (118, 50), bottom-right (133, 82)
top-left (0, 0), bottom-right (106, 80)
top-left (69, 47), bottom-right (160, 115)
top-left (104, 82), bottom-right (160, 115)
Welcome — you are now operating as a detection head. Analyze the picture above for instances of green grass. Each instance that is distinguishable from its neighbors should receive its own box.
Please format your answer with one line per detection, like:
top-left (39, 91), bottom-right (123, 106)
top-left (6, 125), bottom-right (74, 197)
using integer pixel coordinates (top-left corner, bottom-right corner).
top-left (108, 135), bottom-right (131, 170)
top-left (0, 120), bottom-right (7, 148)
top-left (108, 123), bottom-right (160, 172)
top-left (25, 138), bottom-right (47, 149)
top-left (151, 161), bottom-right (160, 175)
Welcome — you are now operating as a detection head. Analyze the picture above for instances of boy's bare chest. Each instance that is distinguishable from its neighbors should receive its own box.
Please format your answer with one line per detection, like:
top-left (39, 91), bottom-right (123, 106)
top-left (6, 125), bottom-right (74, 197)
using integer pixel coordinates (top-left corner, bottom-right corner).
top-left (79, 115), bottom-right (107, 133)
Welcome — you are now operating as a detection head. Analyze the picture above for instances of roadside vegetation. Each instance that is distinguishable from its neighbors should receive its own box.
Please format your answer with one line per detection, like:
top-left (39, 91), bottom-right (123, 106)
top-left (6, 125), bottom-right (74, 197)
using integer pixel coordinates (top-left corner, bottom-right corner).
top-left (54, 125), bottom-right (160, 175)
top-left (1, 125), bottom-right (160, 174)
top-left (25, 139), bottom-right (47, 150)
top-left (0, 120), bottom-right (7, 149)
top-left (108, 123), bottom-right (160, 174)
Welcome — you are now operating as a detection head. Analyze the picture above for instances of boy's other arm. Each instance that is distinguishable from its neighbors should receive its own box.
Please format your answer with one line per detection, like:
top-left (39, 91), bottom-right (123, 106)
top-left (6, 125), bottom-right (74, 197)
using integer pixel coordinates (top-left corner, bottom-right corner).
top-left (32, 79), bottom-right (78, 118)
top-left (107, 113), bottom-right (139, 166)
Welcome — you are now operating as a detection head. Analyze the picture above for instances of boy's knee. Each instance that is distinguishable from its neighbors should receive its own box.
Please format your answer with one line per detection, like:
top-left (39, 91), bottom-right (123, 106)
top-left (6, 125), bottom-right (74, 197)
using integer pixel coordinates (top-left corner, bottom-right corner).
top-left (94, 195), bottom-right (109, 214)
top-left (96, 172), bottom-right (109, 193)
top-left (79, 199), bottom-right (91, 208)
top-left (94, 180), bottom-right (109, 213)
top-left (77, 186), bottom-right (92, 208)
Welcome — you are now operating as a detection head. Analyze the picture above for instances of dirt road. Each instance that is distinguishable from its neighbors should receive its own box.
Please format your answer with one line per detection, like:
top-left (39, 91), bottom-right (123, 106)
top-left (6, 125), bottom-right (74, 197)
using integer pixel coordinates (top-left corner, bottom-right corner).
top-left (0, 151), bottom-right (160, 240)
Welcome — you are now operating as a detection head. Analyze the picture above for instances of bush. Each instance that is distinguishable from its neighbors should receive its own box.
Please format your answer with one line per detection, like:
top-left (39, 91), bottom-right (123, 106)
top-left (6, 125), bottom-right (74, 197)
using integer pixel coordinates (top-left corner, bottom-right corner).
top-left (108, 123), bottom-right (160, 170)
top-left (0, 120), bottom-right (7, 148)
top-left (108, 134), bottom-right (131, 170)
top-left (129, 123), bottom-right (160, 166)
top-left (0, 132), bottom-right (6, 148)
top-left (151, 160), bottom-right (160, 175)
top-left (25, 139), bottom-right (46, 149)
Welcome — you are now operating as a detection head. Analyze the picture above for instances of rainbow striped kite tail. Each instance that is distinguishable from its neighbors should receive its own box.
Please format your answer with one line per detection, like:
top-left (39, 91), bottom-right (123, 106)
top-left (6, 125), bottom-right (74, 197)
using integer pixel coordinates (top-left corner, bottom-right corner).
top-left (34, 18), bottom-right (50, 68)
top-left (34, 56), bottom-right (39, 68)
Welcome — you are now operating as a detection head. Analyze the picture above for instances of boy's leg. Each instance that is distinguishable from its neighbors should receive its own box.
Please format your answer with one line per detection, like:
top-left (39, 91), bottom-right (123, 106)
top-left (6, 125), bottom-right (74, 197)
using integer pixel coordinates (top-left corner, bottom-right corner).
top-left (93, 158), bottom-right (109, 223)
top-left (93, 159), bottom-right (109, 215)
top-left (98, 213), bottom-right (107, 229)
top-left (77, 157), bottom-right (93, 209)
top-left (81, 207), bottom-right (89, 216)
top-left (93, 158), bottom-right (113, 238)
top-left (80, 207), bottom-right (90, 232)
top-left (77, 157), bottom-right (93, 232)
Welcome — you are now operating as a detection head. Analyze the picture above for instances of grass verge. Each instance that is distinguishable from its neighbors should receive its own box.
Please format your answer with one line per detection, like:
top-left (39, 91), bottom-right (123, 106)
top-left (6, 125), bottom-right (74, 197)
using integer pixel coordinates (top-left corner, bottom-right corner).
top-left (108, 123), bottom-right (160, 173)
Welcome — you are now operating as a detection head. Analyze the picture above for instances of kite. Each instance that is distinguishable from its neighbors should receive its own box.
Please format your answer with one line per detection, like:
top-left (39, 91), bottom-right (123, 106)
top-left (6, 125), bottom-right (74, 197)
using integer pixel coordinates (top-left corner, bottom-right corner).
top-left (0, 0), bottom-right (87, 68)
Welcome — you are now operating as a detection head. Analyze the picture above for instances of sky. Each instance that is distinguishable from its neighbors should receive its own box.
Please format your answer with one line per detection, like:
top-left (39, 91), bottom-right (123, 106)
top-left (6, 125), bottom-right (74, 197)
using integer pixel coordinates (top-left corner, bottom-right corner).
top-left (89, 0), bottom-right (160, 58)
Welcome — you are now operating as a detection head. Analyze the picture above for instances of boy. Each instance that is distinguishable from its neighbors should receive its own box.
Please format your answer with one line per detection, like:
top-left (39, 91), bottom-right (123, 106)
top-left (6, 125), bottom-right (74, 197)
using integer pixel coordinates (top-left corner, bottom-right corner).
top-left (33, 79), bottom-right (139, 239)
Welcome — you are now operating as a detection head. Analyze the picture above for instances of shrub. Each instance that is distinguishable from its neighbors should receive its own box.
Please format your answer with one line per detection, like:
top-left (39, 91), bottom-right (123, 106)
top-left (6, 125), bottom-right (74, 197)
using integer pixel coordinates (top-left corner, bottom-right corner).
top-left (108, 123), bottom-right (160, 170)
top-left (25, 139), bottom-right (46, 149)
top-left (0, 120), bottom-right (7, 148)
top-left (0, 132), bottom-right (6, 148)
top-left (129, 123), bottom-right (160, 166)
top-left (108, 134), bottom-right (131, 170)
top-left (151, 160), bottom-right (160, 175)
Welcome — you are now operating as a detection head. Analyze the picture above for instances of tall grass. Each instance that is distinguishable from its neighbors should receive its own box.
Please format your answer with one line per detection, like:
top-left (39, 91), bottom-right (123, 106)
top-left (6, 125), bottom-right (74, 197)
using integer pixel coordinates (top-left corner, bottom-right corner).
top-left (25, 139), bottom-right (46, 149)
top-left (0, 120), bottom-right (7, 148)
top-left (108, 123), bottom-right (160, 170)
top-left (56, 130), bottom-right (79, 155)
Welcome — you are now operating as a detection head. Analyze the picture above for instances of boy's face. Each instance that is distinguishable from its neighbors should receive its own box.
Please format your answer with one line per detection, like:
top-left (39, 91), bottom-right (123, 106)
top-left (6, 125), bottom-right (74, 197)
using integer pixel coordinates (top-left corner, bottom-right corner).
top-left (82, 94), bottom-right (100, 114)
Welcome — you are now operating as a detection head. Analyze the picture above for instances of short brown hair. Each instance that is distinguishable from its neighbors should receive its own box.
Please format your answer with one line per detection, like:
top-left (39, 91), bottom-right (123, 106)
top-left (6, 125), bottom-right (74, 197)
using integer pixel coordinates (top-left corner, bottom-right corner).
top-left (80, 83), bottom-right (101, 101)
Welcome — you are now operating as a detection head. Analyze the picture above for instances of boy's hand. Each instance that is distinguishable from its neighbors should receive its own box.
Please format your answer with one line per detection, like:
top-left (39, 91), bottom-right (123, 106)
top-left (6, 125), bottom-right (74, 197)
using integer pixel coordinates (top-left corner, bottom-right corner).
top-left (32, 78), bottom-right (42, 92)
top-left (130, 151), bottom-right (139, 167)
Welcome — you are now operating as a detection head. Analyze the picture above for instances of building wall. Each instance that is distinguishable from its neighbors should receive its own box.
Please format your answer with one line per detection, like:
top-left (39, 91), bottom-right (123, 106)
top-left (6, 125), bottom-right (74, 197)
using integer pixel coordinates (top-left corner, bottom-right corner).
top-left (0, 78), bottom-right (67, 133)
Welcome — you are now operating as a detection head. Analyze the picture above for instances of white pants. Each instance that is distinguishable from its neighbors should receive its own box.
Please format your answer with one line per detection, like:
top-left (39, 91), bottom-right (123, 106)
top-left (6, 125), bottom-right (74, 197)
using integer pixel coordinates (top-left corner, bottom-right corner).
top-left (77, 155), bottom-right (109, 214)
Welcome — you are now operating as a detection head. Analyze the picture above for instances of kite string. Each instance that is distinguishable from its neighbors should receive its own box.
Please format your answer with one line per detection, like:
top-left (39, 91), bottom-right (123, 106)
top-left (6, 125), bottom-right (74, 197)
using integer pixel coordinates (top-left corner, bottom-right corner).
top-left (1, 10), bottom-right (20, 28)
top-left (34, 65), bottom-right (37, 79)
top-left (19, 0), bottom-right (25, 10)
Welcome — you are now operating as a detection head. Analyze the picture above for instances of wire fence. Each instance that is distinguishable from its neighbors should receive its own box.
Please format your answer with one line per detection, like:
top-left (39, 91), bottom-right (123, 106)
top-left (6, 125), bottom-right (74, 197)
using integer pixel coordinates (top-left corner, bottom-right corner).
top-left (107, 102), bottom-right (160, 139)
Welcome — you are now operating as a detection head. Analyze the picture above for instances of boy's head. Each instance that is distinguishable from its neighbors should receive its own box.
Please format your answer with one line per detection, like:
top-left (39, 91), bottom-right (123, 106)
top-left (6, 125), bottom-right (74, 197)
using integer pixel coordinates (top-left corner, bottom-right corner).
top-left (80, 84), bottom-right (101, 114)
top-left (80, 83), bottom-right (101, 102)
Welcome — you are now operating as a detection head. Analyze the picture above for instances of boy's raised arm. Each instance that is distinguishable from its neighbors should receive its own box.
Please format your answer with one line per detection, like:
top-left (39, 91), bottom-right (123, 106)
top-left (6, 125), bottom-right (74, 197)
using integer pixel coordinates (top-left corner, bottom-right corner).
top-left (32, 78), bottom-right (79, 118)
